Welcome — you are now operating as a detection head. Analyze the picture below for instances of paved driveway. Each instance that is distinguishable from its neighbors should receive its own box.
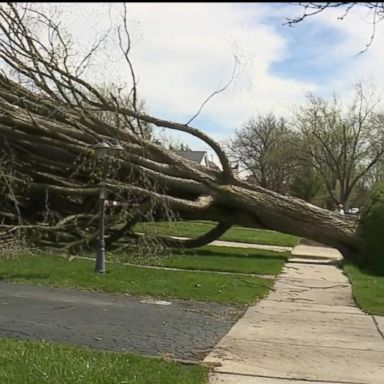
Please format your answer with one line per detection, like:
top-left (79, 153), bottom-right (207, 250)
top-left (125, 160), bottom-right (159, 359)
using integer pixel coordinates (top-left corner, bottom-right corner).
top-left (0, 281), bottom-right (242, 360)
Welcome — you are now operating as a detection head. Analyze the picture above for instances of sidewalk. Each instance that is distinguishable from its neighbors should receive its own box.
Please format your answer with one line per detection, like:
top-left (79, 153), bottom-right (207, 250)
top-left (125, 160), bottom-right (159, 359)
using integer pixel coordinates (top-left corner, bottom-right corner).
top-left (204, 245), bottom-right (384, 384)
top-left (169, 236), bottom-right (292, 253)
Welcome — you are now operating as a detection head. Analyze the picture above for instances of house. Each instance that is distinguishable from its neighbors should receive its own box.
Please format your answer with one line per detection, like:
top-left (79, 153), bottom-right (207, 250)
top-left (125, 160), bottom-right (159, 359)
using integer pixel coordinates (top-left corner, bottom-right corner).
top-left (173, 150), bottom-right (208, 166)
top-left (173, 150), bottom-right (221, 171)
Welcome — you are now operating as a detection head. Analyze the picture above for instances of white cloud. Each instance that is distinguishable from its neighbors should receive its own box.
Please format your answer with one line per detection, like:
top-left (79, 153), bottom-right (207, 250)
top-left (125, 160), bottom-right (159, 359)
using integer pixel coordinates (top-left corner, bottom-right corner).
top-left (43, 3), bottom-right (318, 134)
top-left (295, 4), bottom-right (384, 100)
top-left (25, 3), bottom-right (384, 156)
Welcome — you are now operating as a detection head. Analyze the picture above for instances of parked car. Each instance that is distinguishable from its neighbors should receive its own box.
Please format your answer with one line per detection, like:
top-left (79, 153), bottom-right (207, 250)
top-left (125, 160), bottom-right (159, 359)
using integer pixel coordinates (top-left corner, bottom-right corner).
top-left (347, 207), bottom-right (360, 215)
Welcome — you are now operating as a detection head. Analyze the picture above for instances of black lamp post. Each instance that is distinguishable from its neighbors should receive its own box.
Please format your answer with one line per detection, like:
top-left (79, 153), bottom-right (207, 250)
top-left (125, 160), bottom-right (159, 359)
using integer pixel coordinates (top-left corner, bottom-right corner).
top-left (94, 142), bottom-right (123, 273)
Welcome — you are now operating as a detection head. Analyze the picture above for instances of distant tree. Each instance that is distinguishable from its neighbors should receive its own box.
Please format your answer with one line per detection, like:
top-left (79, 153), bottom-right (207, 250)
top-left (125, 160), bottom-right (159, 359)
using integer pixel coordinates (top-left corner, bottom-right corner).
top-left (365, 113), bottom-right (384, 184)
top-left (289, 163), bottom-right (325, 203)
top-left (228, 113), bottom-right (298, 194)
top-left (293, 84), bottom-right (384, 207)
top-left (152, 129), bottom-right (192, 151)
top-left (173, 143), bottom-right (192, 151)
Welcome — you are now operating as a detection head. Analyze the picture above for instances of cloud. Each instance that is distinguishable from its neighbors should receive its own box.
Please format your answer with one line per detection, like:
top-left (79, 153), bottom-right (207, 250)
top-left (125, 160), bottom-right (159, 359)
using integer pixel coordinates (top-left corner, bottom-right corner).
top-left (43, 3), bottom-right (319, 136)
top-left (26, 3), bottom-right (384, 156)
top-left (282, 4), bottom-right (384, 99)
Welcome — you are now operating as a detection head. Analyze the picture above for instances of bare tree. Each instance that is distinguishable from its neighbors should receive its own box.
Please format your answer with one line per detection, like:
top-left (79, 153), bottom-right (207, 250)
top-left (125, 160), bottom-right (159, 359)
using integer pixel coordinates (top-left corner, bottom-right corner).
top-left (228, 114), bottom-right (298, 194)
top-left (289, 163), bottom-right (326, 205)
top-left (0, 3), bottom-right (363, 258)
top-left (293, 85), bottom-right (384, 207)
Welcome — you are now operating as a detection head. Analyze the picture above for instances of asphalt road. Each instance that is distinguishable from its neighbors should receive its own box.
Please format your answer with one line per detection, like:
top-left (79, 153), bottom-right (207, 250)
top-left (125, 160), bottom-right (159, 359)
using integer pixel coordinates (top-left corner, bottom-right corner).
top-left (0, 281), bottom-right (242, 360)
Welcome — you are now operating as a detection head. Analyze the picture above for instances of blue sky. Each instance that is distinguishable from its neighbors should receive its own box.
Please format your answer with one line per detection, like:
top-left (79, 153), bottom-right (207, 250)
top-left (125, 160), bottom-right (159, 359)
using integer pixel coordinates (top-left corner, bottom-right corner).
top-left (44, 3), bottom-right (384, 160)
top-left (270, 18), bottom-right (347, 83)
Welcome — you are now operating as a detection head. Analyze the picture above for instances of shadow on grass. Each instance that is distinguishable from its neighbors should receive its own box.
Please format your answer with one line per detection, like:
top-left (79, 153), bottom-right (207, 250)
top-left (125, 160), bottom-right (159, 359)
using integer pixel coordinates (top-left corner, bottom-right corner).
top-left (343, 258), bottom-right (384, 278)
top-left (0, 273), bottom-right (50, 280)
top-left (358, 266), bottom-right (384, 277)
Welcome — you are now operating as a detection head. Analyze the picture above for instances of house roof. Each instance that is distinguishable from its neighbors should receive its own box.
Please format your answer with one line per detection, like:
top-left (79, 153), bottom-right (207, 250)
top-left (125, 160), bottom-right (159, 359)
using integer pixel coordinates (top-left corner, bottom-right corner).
top-left (207, 160), bottom-right (220, 171)
top-left (173, 150), bottom-right (207, 164)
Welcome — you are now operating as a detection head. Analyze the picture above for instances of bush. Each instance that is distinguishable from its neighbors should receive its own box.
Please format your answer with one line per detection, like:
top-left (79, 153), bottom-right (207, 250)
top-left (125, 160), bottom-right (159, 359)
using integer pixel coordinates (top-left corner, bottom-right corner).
top-left (360, 181), bottom-right (384, 275)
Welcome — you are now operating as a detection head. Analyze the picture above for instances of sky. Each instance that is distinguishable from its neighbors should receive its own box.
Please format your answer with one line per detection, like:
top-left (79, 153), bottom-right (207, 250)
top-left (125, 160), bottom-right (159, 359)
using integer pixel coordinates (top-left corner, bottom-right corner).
top-left (40, 3), bottom-right (384, 163)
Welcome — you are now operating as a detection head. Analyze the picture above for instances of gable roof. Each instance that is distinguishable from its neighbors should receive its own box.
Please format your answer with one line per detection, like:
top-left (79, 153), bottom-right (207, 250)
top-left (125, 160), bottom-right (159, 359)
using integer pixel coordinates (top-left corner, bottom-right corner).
top-left (173, 150), bottom-right (207, 164)
top-left (208, 160), bottom-right (220, 171)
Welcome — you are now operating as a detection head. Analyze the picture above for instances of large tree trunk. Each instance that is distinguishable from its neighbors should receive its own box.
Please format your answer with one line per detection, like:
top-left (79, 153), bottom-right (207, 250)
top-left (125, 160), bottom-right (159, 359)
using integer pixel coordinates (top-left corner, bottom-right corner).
top-left (0, 70), bottom-right (360, 255)
top-left (0, 4), bottom-right (360, 257)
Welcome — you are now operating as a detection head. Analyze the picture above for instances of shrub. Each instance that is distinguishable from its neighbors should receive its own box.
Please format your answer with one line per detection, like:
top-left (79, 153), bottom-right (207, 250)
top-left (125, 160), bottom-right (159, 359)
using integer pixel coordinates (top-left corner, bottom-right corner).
top-left (360, 181), bottom-right (384, 275)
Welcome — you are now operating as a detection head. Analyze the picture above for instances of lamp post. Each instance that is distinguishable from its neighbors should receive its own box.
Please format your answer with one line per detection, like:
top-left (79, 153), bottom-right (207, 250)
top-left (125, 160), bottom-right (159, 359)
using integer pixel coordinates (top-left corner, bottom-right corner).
top-left (94, 142), bottom-right (123, 273)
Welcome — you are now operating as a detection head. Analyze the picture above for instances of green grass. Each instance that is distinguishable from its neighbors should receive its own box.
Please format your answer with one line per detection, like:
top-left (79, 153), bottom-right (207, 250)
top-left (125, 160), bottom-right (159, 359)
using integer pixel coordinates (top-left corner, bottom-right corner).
top-left (0, 338), bottom-right (208, 384)
top-left (134, 221), bottom-right (300, 247)
top-left (0, 253), bottom-right (272, 305)
top-left (112, 245), bottom-right (288, 276)
top-left (344, 263), bottom-right (384, 315)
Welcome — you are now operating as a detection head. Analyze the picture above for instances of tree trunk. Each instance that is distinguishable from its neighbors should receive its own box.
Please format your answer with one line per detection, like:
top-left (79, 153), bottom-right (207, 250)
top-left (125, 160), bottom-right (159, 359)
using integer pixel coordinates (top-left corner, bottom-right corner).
top-left (0, 76), bottom-right (360, 255)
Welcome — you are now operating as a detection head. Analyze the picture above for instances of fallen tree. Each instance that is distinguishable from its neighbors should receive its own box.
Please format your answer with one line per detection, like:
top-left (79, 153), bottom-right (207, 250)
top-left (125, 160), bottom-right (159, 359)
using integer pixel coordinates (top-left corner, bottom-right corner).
top-left (0, 4), bottom-right (361, 257)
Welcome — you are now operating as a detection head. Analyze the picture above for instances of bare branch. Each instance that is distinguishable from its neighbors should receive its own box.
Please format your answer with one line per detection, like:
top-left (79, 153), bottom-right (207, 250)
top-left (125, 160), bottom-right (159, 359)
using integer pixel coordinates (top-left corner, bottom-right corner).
top-left (185, 54), bottom-right (239, 126)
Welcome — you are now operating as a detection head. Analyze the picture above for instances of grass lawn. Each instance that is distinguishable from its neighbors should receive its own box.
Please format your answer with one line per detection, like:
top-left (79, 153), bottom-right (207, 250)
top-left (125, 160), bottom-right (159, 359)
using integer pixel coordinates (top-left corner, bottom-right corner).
top-left (0, 338), bottom-right (207, 384)
top-left (134, 221), bottom-right (300, 247)
top-left (0, 253), bottom-right (273, 305)
top-left (112, 245), bottom-right (288, 276)
top-left (344, 264), bottom-right (384, 315)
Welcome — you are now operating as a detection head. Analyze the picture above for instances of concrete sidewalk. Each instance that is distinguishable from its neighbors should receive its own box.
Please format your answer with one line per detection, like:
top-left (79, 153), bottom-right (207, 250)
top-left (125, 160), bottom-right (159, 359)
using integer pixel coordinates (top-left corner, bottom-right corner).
top-left (211, 240), bottom-right (291, 253)
top-left (169, 236), bottom-right (292, 253)
top-left (204, 245), bottom-right (384, 384)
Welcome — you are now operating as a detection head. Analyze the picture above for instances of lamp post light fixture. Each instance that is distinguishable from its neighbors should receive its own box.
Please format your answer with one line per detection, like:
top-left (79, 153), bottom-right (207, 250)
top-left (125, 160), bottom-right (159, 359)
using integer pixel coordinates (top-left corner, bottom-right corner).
top-left (95, 141), bottom-right (111, 160)
top-left (94, 141), bottom-right (124, 273)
